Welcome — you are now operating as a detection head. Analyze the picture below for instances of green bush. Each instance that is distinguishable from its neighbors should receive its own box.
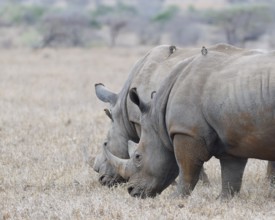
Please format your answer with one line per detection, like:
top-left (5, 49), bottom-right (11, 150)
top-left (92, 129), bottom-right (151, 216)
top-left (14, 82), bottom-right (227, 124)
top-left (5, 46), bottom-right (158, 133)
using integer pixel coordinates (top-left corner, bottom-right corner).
top-left (204, 3), bottom-right (272, 45)
top-left (152, 5), bottom-right (180, 23)
top-left (21, 28), bottom-right (42, 47)
top-left (0, 4), bottom-right (47, 25)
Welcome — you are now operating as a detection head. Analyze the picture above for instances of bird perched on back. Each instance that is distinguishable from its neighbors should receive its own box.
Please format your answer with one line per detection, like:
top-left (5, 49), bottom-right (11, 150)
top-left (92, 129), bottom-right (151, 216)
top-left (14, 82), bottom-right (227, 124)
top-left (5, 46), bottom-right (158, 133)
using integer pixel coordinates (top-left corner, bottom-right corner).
top-left (201, 46), bottom-right (208, 56)
top-left (168, 45), bottom-right (177, 57)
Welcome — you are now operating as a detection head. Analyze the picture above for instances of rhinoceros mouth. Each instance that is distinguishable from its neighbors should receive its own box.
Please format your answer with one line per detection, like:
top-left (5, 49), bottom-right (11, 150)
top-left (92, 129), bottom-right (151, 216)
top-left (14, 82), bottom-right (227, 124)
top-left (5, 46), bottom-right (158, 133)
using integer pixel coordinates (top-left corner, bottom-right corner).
top-left (127, 185), bottom-right (157, 198)
top-left (98, 174), bottom-right (126, 187)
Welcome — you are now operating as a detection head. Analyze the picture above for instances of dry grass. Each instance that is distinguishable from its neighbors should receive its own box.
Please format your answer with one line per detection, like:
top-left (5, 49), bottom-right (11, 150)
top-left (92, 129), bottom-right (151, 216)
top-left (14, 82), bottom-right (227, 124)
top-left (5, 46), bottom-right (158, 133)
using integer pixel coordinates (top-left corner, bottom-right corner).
top-left (0, 47), bottom-right (274, 220)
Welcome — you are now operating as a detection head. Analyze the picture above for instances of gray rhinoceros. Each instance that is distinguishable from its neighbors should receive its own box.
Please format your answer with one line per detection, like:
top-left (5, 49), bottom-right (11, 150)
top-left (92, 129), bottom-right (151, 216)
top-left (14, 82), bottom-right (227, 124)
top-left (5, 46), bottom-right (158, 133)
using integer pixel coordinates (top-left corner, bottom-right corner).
top-left (104, 45), bottom-right (275, 199)
top-left (93, 45), bottom-right (212, 186)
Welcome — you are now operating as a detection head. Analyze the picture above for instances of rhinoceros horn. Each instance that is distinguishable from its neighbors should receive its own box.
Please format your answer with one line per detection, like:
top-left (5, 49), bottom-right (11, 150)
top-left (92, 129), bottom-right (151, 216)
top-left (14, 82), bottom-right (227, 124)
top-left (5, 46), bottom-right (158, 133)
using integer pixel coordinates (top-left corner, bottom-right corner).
top-left (103, 144), bottom-right (136, 179)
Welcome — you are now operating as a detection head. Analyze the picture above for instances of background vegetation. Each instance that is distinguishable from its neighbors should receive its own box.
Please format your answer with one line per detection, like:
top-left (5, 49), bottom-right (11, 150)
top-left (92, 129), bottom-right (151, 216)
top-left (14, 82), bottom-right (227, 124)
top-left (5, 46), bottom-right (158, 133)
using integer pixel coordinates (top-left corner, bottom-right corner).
top-left (0, 0), bottom-right (275, 48)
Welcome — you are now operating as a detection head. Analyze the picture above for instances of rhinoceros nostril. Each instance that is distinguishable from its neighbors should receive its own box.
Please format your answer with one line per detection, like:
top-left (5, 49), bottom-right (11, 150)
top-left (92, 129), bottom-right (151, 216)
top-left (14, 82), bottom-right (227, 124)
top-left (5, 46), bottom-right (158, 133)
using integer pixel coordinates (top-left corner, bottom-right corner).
top-left (133, 193), bottom-right (140, 197)
top-left (128, 186), bottom-right (142, 197)
top-left (128, 186), bottom-right (134, 194)
top-left (99, 175), bottom-right (106, 185)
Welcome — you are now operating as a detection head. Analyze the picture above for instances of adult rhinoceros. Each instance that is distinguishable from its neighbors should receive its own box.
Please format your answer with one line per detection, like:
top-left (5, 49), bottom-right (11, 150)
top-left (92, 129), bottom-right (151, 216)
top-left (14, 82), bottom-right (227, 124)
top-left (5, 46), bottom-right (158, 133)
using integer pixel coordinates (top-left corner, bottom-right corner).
top-left (93, 45), bottom-right (212, 186)
top-left (104, 45), bottom-right (275, 199)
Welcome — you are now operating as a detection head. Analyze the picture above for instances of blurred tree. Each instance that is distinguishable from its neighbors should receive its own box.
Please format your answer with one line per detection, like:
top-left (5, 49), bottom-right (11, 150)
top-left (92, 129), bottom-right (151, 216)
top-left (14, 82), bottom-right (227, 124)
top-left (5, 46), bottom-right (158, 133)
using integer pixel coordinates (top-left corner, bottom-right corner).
top-left (0, 4), bottom-right (46, 26)
top-left (39, 10), bottom-right (94, 47)
top-left (264, 1), bottom-right (275, 48)
top-left (91, 3), bottom-right (136, 47)
top-left (166, 6), bottom-right (203, 46)
top-left (207, 4), bottom-right (272, 46)
top-left (93, 0), bottom-right (102, 8)
top-left (134, 0), bottom-right (165, 45)
top-left (152, 5), bottom-right (179, 24)
top-left (226, 0), bottom-right (251, 3)
top-left (67, 0), bottom-right (90, 6)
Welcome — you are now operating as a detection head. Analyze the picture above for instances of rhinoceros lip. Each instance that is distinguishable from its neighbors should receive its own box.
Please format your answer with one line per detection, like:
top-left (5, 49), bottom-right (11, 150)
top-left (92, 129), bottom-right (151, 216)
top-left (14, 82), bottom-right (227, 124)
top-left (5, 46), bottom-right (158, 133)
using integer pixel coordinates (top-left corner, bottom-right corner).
top-left (98, 174), bottom-right (126, 187)
top-left (127, 185), bottom-right (157, 198)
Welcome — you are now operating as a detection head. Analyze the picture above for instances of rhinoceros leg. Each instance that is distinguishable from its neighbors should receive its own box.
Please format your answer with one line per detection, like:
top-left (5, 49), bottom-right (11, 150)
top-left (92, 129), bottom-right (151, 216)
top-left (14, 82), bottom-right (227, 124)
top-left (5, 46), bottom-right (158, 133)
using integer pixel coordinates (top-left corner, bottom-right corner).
top-left (266, 161), bottom-right (275, 187)
top-left (219, 156), bottom-right (247, 199)
top-left (199, 167), bottom-right (210, 186)
top-left (173, 134), bottom-right (210, 197)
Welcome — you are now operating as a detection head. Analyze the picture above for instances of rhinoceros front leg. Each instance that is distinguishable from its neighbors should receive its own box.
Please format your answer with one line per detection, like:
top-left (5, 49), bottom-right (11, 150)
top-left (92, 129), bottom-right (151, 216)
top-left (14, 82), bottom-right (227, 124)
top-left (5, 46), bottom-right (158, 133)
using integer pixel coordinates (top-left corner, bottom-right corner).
top-left (219, 155), bottom-right (247, 199)
top-left (199, 167), bottom-right (210, 186)
top-left (173, 134), bottom-right (210, 197)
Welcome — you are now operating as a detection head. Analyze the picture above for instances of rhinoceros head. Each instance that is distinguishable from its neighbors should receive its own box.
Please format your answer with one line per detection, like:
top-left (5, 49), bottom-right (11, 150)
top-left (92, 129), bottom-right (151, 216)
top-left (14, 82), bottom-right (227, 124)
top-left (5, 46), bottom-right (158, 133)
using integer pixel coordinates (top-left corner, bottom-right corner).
top-left (93, 137), bottom-right (127, 187)
top-left (93, 83), bottom-right (133, 186)
top-left (104, 88), bottom-right (179, 198)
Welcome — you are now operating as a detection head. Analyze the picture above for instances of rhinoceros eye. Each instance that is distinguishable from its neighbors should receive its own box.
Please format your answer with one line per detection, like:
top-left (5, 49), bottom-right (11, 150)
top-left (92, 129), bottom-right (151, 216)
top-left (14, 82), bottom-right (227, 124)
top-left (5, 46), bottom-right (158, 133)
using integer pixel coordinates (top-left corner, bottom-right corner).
top-left (134, 152), bottom-right (142, 163)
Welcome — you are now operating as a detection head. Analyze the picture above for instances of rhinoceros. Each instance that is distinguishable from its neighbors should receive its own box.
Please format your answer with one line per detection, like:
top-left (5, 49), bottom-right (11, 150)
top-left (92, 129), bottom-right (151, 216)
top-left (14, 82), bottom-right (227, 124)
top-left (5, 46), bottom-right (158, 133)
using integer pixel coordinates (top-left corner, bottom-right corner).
top-left (104, 45), bottom-right (275, 199)
top-left (93, 45), bottom-right (212, 187)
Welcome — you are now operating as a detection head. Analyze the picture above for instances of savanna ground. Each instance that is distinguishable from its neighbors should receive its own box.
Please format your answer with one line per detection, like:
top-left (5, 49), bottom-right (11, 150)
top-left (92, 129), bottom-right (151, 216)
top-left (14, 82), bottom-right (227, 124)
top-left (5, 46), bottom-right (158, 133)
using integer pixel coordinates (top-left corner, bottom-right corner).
top-left (0, 46), bottom-right (274, 219)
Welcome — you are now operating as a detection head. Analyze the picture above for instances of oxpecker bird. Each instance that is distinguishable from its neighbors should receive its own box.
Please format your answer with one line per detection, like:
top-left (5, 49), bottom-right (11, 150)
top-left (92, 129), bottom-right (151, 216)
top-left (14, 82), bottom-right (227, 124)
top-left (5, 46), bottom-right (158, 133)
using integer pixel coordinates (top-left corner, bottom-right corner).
top-left (201, 46), bottom-right (208, 56)
top-left (168, 45), bottom-right (177, 57)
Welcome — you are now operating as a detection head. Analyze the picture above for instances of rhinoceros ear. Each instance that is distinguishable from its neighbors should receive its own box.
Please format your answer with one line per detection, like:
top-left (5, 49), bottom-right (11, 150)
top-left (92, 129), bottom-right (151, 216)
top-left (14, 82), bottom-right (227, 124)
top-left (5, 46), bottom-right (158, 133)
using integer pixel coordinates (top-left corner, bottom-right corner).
top-left (95, 83), bottom-right (118, 106)
top-left (128, 140), bottom-right (138, 158)
top-left (151, 91), bottom-right (156, 99)
top-left (129, 88), bottom-right (148, 113)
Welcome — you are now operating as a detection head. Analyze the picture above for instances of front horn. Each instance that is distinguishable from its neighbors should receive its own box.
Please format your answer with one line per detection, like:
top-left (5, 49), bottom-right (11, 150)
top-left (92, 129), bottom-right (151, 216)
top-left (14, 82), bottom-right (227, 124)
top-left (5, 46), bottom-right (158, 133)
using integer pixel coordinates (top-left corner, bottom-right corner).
top-left (103, 145), bottom-right (136, 180)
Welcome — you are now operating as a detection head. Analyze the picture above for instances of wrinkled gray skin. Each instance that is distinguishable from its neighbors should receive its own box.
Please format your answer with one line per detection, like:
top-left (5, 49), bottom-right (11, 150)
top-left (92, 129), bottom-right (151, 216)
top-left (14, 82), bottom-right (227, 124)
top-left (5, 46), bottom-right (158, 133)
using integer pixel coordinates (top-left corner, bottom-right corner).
top-left (93, 45), bottom-right (211, 187)
top-left (105, 44), bottom-right (275, 199)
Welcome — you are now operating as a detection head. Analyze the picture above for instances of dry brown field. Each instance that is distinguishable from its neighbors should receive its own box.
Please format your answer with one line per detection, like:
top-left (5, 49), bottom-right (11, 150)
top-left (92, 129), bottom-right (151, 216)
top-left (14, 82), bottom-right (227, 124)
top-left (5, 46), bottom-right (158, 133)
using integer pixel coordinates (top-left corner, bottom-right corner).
top-left (0, 47), bottom-right (274, 219)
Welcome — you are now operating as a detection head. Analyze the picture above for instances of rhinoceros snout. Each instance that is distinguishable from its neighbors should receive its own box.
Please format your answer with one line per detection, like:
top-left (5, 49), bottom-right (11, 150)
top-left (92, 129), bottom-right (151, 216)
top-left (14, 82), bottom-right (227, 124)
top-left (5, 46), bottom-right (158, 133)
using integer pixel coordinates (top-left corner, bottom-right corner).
top-left (99, 175), bottom-right (108, 185)
top-left (127, 186), bottom-right (134, 194)
top-left (99, 174), bottom-right (127, 187)
top-left (98, 175), bottom-right (114, 187)
top-left (128, 186), bottom-right (146, 198)
top-left (93, 164), bottom-right (99, 173)
top-left (128, 187), bottom-right (141, 197)
top-left (93, 156), bottom-right (100, 173)
top-left (98, 175), bottom-right (114, 186)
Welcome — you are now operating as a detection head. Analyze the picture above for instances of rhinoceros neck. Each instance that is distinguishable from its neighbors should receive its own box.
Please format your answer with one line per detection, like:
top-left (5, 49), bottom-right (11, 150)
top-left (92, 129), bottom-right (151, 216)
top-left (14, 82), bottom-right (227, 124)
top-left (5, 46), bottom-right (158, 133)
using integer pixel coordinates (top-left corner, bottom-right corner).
top-left (118, 53), bottom-right (150, 143)
top-left (121, 97), bottom-right (139, 142)
top-left (153, 58), bottom-right (195, 151)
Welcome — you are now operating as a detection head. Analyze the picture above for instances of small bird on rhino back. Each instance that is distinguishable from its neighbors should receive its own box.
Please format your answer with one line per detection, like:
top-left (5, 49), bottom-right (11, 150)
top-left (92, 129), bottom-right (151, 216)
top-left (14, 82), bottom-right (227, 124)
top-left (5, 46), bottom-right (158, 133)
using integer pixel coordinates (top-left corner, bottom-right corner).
top-left (201, 46), bottom-right (208, 56)
top-left (168, 45), bottom-right (176, 57)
